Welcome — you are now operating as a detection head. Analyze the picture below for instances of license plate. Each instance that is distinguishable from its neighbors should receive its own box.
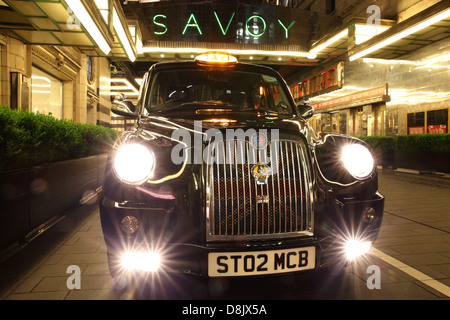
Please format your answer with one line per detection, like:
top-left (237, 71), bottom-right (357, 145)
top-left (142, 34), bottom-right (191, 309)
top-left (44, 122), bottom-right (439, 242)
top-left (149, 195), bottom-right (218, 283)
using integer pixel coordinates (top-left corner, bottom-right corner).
top-left (208, 247), bottom-right (315, 277)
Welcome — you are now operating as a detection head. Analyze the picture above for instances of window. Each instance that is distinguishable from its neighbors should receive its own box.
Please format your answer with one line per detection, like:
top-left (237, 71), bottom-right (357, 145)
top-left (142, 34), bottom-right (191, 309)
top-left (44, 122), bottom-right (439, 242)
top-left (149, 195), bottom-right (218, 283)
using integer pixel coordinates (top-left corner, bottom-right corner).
top-left (352, 107), bottom-right (367, 136)
top-left (31, 66), bottom-right (63, 119)
top-left (339, 110), bottom-right (347, 134)
top-left (407, 112), bottom-right (425, 135)
top-left (87, 56), bottom-right (94, 83)
top-left (146, 69), bottom-right (293, 115)
top-left (374, 104), bottom-right (386, 136)
top-left (330, 111), bottom-right (339, 132)
top-left (326, 0), bottom-right (336, 14)
top-left (427, 109), bottom-right (448, 134)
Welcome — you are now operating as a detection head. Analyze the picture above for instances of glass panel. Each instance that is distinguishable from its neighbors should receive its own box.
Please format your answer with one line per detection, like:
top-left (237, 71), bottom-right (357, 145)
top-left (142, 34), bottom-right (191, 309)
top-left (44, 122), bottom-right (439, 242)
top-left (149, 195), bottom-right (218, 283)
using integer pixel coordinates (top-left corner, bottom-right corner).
top-left (374, 105), bottom-right (386, 136)
top-left (146, 69), bottom-right (293, 115)
top-left (427, 109), bottom-right (448, 133)
top-left (407, 112), bottom-right (425, 135)
top-left (31, 66), bottom-right (63, 119)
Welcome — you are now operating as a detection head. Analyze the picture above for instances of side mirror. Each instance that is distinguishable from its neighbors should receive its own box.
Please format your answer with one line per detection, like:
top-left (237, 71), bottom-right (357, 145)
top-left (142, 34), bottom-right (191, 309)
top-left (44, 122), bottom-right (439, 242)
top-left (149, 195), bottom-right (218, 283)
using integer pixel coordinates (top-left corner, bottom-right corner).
top-left (297, 104), bottom-right (314, 119)
top-left (111, 93), bottom-right (138, 118)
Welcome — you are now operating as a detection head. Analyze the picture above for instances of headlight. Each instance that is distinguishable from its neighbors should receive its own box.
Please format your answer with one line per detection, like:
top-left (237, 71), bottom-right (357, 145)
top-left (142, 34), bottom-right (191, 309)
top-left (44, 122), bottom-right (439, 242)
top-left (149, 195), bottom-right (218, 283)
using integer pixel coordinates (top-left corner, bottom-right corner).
top-left (345, 239), bottom-right (372, 261)
top-left (341, 144), bottom-right (374, 179)
top-left (114, 143), bottom-right (155, 185)
top-left (122, 251), bottom-right (160, 272)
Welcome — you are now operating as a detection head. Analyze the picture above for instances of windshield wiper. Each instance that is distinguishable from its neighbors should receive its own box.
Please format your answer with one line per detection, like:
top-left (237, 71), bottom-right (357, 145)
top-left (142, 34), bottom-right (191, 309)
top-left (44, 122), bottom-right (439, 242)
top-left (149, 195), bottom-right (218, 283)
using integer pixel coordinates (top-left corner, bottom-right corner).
top-left (240, 109), bottom-right (280, 115)
top-left (157, 101), bottom-right (240, 113)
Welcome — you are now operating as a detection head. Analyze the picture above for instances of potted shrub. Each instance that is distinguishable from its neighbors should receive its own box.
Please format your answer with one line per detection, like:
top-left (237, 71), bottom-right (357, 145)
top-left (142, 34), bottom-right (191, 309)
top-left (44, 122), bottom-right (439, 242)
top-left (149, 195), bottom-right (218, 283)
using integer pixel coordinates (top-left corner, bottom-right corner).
top-left (357, 136), bottom-right (395, 168)
top-left (0, 106), bottom-right (118, 253)
top-left (394, 134), bottom-right (450, 174)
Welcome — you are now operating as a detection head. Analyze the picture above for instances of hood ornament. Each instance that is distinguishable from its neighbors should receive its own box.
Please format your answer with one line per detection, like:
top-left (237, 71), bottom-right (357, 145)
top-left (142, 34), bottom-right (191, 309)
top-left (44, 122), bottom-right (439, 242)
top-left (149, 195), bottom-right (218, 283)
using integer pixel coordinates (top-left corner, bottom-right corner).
top-left (251, 164), bottom-right (271, 185)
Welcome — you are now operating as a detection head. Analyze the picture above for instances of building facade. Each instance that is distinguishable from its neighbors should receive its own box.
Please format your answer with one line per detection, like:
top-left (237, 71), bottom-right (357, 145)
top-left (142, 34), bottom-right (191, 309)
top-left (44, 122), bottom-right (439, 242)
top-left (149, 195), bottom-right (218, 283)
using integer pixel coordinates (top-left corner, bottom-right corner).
top-left (0, 34), bottom-right (112, 126)
top-left (0, 0), bottom-right (139, 129)
top-left (288, 0), bottom-right (450, 137)
top-left (291, 33), bottom-right (450, 137)
top-left (1, 0), bottom-right (449, 137)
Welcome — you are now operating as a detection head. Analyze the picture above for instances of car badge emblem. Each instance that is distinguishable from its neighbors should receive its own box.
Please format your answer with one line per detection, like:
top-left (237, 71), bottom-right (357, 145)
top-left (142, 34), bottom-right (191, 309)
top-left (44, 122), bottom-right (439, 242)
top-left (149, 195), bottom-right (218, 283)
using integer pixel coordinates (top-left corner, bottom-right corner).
top-left (251, 164), bottom-right (271, 185)
top-left (250, 132), bottom-right (268, 149)
top-left (255, 194), bottom-right (270, 204)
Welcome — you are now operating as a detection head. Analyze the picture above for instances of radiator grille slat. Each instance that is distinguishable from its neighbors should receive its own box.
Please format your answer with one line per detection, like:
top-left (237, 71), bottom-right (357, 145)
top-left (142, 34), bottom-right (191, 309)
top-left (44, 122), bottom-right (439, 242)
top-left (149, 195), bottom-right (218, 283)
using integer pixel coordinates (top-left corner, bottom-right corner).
top-left (206, 139), bottom-right (312, 241)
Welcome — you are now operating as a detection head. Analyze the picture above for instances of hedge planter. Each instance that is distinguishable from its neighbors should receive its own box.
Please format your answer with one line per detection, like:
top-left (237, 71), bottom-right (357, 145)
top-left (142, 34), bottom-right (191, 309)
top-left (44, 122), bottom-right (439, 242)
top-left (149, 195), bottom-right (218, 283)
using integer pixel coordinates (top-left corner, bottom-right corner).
top-left (371, 147), bottom-right (394, 168)
top-left (0, 154), bottom-right (107, 255)
top-left (0, 168), bottom-right (29, 254)
top-left (0, 106), bottom-right (118, 172)
top-left (357, 134), bottom-right (450, 173)
top-left (394, 149), bottom-right (450, 174)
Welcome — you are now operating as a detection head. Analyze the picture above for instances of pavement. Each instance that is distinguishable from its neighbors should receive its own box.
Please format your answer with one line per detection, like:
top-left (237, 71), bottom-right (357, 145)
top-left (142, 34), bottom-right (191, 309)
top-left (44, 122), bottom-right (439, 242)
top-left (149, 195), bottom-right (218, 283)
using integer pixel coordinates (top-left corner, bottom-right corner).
top-left (0, 168), bottom-right (449, 300)
top-left (372, 169), bottom-right (450, 297)
top-left (0, 204), bottom-right (116, 300)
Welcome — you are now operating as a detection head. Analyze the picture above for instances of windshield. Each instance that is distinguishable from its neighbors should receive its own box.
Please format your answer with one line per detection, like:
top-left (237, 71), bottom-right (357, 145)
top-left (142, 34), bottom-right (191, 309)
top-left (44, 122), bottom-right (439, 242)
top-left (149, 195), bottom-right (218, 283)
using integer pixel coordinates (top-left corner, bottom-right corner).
top-left (144, 69), bottom-right (294, 115)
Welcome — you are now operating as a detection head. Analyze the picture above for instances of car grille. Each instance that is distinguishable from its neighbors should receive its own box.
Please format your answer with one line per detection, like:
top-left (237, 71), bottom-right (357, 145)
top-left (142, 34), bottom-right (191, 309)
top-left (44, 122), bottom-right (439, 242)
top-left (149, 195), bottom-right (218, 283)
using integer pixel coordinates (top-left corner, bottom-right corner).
top-left (206, 139), bottom-right (313, 241)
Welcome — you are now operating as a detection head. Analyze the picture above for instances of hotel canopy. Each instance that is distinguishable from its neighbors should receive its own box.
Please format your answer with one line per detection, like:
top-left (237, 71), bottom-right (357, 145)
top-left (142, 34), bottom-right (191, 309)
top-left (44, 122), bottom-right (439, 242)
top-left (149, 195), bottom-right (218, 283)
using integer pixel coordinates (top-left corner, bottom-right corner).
top-left (1, 0), bottom-right (449, 96)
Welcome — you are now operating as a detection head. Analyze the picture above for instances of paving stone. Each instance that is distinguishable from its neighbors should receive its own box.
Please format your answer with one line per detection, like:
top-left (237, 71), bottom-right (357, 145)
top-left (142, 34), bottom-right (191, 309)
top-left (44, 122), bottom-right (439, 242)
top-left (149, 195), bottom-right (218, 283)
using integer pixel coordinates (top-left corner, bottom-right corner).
top-left (2, 169), bottom-right (450, 300)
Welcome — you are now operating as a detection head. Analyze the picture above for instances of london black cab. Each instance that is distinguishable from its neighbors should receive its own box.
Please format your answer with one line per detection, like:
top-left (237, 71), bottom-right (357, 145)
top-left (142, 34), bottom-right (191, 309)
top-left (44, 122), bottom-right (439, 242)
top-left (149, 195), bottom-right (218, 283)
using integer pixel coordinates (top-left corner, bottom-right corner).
top-left (100, 52), bottom-right (384, 282)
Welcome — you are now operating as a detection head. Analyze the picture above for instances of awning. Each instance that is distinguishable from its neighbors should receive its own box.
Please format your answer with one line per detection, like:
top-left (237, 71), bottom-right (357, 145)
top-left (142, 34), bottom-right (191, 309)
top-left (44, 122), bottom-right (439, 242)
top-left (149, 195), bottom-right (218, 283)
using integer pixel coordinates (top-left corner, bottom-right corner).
top-left (1, 0), bottom-right (448, 77)
top-left (311, 85), bottom-right (390, 112)
top-left (0, 0), bottom-right (137, 61)
top-left (347, 0), bottom-right (450, 61)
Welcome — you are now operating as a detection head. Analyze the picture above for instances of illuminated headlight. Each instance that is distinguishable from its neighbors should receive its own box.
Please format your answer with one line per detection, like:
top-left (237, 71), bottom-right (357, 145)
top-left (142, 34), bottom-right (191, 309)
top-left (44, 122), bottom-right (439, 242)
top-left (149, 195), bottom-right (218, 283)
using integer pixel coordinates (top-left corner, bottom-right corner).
top-left (345, 240), bottom-right (372, 261)
top-left (122, 251), bottom-right (160, 272)
top-left (341, 144), bottom-right (374, 179)
top-left (114, 143), bottom-right (155, 185)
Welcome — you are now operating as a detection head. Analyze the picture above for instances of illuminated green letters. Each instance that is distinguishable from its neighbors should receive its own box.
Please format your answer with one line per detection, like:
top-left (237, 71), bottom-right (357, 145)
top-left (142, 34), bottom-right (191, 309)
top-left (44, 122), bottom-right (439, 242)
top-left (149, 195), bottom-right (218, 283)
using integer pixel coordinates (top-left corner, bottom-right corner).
top-left (182, 13), bottom-right (202, 35)
top-left (278, 19), bottom-right (295, 38)
top-left (246, 15), bottom-right (266, 38)
top-left (213, 11), bottom-right (235, 36)
top-left (152, 12), bottom-right (296, 39)
top-left (153, 14), bottom-right (167, 35)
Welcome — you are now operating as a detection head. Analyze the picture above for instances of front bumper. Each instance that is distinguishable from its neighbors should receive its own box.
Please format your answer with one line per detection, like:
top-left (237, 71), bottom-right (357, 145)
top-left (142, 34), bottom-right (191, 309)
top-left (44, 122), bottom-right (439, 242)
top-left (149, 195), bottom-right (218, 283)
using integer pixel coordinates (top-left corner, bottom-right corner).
top-left (99, 192), bottom-right (384, 278)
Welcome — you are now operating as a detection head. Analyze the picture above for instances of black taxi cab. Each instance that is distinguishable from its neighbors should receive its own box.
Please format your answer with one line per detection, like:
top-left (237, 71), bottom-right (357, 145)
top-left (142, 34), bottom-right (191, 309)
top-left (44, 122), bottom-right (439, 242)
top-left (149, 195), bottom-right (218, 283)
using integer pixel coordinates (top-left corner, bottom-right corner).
top-left (100, 52), bottom-right (384, 282)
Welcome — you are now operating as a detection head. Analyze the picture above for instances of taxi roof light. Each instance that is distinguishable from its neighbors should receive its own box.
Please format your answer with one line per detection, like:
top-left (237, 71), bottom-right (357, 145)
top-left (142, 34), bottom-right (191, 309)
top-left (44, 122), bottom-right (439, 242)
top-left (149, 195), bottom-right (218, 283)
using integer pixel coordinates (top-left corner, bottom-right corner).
top-left (203, 118), bottom-right (237, 123)
top-left (195, 52), bottom-right (238, 64)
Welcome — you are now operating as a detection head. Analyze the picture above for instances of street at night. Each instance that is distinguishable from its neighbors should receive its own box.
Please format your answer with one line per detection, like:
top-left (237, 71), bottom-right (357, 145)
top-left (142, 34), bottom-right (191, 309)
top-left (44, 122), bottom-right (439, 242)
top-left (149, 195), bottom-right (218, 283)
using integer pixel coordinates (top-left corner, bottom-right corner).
top-left (1, 169), bottom-right (449, 301)
top-left (1, 0), bottom-right (450, 306)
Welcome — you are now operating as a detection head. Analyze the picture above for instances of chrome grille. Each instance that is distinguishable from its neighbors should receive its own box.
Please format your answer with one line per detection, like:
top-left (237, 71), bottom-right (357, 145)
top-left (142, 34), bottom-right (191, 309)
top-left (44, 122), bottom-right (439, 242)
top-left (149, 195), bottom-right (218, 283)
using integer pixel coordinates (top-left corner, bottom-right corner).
top-left (206, 139), bottom-right (313, 241)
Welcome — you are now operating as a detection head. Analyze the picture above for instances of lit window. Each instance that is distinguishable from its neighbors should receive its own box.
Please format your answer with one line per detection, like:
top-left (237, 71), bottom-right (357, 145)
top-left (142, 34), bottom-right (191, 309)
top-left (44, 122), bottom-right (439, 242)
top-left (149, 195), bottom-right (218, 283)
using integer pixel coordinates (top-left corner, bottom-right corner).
top-left (87, 56), bottom-right (93, 83)
top-left (31, 66), bottom-right (63, 119)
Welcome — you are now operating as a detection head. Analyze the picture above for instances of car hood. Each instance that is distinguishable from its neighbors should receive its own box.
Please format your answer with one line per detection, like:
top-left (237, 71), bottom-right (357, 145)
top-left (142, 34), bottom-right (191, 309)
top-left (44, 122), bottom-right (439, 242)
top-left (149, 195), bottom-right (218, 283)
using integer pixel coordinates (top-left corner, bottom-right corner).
top-left (138, 111), bottom-right (316, 145)
top-left (115, 112), bottom-right (317, 184)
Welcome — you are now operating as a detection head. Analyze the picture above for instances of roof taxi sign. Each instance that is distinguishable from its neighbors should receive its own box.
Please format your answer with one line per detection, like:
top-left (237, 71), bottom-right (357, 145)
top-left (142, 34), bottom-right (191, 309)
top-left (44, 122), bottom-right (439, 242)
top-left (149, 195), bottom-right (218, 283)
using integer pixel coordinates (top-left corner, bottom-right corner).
top-left (195, 52), bottom-right (238, 65)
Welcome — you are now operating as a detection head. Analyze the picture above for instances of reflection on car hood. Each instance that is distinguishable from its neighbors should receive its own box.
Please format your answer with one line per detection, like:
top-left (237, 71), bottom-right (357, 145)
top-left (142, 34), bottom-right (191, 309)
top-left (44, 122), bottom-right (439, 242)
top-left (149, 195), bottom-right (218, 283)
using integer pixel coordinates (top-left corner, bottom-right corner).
top-left (139, 112), bottom-right (314, 143)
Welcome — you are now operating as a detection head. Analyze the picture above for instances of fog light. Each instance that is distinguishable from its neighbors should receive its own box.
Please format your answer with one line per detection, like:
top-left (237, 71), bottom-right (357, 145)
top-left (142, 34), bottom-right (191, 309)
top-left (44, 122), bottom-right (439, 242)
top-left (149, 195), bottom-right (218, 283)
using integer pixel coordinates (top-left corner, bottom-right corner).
top-left (345, 240), bottom-right (372, 261)
top-left (122, 251), bottom-right (160, 272)
top-left (120, 215), bottom-right (140, 234)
